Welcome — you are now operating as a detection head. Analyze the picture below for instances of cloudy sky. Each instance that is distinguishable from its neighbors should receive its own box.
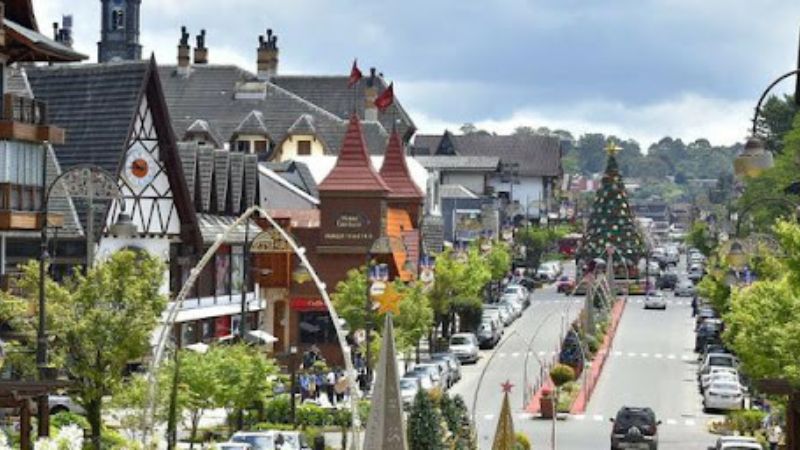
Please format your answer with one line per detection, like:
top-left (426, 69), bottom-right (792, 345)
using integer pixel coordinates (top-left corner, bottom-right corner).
top-left (34, 0), bottom-right (800, 148)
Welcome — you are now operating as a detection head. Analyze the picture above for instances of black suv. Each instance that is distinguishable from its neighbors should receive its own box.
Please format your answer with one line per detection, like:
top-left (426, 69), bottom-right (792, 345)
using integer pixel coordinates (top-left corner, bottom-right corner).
top-left (610, 406), bottom-right (660, 450)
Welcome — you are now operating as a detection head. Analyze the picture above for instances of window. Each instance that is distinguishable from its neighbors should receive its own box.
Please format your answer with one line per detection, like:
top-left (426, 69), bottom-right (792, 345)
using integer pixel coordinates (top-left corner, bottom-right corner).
top-left (111, 8), bottom-right (125, 31)
top-left (214, 246), bottom-right (231, 297)
top-left (297, 140), bottom-right (312, 156)
top-left (236, 140), bottom-right (251, 153)
top-left (254, 140), bottom-right (268, 154)
top-left (181, 322), bottom-right (197, 346)
top-left (231, 245), bottom-right (244, 295)
top-left (201, 319), bottom-right (215, 342)
top-left (299, 312), bottom-right (337, 343)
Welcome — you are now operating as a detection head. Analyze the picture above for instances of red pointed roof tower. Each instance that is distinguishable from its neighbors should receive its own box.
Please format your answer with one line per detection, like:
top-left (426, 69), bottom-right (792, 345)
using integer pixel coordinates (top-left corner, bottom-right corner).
top-left (318, 114), bottom-right (390, 193)
top-left (379, 129), bottom-right (423, 200)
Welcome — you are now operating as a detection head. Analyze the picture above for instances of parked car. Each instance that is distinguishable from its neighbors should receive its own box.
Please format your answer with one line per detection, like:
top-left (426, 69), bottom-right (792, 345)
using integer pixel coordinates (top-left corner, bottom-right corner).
top-left (477, 320), bottom-right (501, 349)
top-left (431, 352), bottom-right (462, 384)
top-left (710, 436), bottom-right (761, 450)
top-left (556, 276), bottom-right (575, 294)
top-left (644, 291), bottom-right (667, 310)
top-left (535, 263), bottom-right (558, 282)
top-left (703, 380), bottom-right (744, 412)
top-left (503, 284), bottom-right (528, 303)
top-left (700, 368), bottom-right (740, 393)
top-left (424, 359), bottom-right (452, 388)
top-left (610, 406), bottom-right (660, 450)
top-left (403, 372), bottom-right (434, 392)
top-left (48, 395), bottom-right (86, 415)
top-left (695, 308), bottom-right (720, 331)
top-left (688, 264), bottom-right (705, 283)
top-left (674, 278), bottom-right (696, 297)
top-left (410, 363), bottom-right (444, 390)
top-left (482, 310), bottom-right (504, 334)
top-left (218, 443), bottom-right (253, 450)
top-left (486, 304), bottom-right (513, 326)
top-left (448, 333), bottom-right (480, 363)
top-left (229, 431), bottom-right (309, 450)
top-left (499, 297), bottom-right (522, 318)
top-left (700, 353), bottom-right (739, 373)
top-left (399, 377), bottom-right (421, 407)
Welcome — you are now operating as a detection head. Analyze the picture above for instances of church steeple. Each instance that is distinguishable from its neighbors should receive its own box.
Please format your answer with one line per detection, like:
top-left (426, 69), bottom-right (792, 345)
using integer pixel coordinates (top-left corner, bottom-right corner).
top-left (98, 0), bottom-right (142, 63)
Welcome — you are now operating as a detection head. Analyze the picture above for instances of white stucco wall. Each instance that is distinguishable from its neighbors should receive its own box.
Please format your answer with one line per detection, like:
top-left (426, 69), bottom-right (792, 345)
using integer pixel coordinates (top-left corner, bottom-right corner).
top-left (278, 134), bottom-right (325, 161)
top-left (488, 175), bottom-right (547, 217)
top-left (441, 172), bottom-right (485, 195)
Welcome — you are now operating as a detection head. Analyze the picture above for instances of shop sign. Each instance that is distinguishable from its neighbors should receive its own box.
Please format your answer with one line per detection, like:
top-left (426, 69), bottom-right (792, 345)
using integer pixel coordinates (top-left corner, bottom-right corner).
top-left (251, 229), bottom-right (292, 254)
top-left (335, 213), bottom-right (369, 229)
top-left (290, 298), bottom-right (327, 312)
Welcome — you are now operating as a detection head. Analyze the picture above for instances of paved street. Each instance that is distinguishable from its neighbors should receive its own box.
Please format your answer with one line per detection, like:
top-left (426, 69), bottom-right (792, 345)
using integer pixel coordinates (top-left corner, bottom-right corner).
top-left (518, 290), bottom-right (718, 449)
top-left (449, 272), bottom-right (583, 449)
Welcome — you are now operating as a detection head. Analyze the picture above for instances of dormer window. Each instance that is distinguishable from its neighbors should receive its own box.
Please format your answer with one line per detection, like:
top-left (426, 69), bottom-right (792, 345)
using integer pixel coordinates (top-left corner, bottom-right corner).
top-left (297, 140), bottom-right (311, 156)
top-left (236, 140), bottom-right (250, 153)
top-left (254, 140), bottom-right (268, 154)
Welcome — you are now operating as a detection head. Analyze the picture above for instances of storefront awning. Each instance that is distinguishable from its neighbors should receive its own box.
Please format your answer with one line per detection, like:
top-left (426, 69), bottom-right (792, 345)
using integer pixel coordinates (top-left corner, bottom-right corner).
top-left (197, 214), bottom-right (264, 245)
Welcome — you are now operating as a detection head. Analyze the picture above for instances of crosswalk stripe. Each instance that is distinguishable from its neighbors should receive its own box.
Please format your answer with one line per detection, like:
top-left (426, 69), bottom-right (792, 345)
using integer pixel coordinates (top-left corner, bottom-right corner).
top-left (640, 353), bottom-right (649, 358)
top-left (573, 415), bottom-right (586, 420)
top-left (666, 419), bottom-right (677, 425)
top-left (667, 354), bottom-right (676, 359)
top-left (628, 352), bottom-right (637, 357)
top-left (593, 414), bottom-right (604, 421)
top-left (484, 414), bottom-right (495, 420)
top-left (684, 419), bottom-right (696, 426)
top-left (498, 353), bottom-right (506, 358)
top-left (654, 353), bottom-right (663, 359)
top-left (512, 352), bottom-right (520, 358)
top-left (614, 351), bottom-right (622, 356)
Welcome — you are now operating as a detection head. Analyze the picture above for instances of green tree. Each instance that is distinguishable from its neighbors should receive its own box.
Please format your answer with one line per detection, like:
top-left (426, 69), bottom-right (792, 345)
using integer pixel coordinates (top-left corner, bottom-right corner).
top-left (685, 221), bottom-right (715, 257)
top-left (110, 370), bottom-right (174, 443)
top-left (757, 94), bottom-right (800, 154)
top-left (486, 241), bottom-right (512, 281)
top-left (393, 282), bottom-right (434, 356)
top-left (212, 343), bottom-right (278, 432)
top-left (331, 266), bottom-right (369, 332)
top-left (407, 390), bottom-right (444, 450)
top-left (0, 251), bottom-right (168, 449)
top-left (724, 221), bottom-right (800, 386)
top-left (575, 133), bottom-right (608, 174)
top-left (178, 347), bottom-right (226, 448)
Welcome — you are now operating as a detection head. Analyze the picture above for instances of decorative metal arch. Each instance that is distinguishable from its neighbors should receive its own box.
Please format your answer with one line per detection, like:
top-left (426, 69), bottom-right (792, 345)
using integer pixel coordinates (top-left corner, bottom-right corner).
top-left (142, 205), bottom-right (364, 449)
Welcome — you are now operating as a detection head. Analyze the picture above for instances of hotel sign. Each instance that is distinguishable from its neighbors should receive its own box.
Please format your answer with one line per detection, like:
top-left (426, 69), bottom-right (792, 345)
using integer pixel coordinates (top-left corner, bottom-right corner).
top-left (251, 229), bottom-right (292, 254)
top-left (335, 213), bottom-right (368, 228)
top-left (324, 212), bottom-right (374, 241)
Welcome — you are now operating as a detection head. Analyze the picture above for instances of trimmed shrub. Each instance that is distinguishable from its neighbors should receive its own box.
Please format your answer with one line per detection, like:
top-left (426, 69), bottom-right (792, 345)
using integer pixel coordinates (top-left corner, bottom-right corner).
top-left (550, 364), bottom-right (576, 387)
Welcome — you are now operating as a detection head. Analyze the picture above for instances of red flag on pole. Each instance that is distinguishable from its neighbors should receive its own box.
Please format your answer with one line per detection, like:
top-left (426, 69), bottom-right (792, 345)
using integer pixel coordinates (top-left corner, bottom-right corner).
top-left (348, 59), bottom-right (363, 88)
top-left (374, 82), bottom-right (394, 111)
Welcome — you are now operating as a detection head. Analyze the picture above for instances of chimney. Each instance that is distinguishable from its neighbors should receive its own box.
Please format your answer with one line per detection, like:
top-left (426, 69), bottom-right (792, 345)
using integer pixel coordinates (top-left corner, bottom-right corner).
top-left (177, 26), bottom-right (191, 76)
top-left (364, 67), bottom-right (378, 121)
top-left (256, 28), bottom-right (279, 80)
top-left (194, 29), bottom-right (208, 65)
top-left (53, 15), bottom-right (74, 48)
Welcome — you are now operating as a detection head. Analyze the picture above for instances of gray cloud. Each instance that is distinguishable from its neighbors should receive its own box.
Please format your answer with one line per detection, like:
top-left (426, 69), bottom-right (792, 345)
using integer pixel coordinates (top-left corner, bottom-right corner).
top-left (34, 0), bottom-right (800, 146)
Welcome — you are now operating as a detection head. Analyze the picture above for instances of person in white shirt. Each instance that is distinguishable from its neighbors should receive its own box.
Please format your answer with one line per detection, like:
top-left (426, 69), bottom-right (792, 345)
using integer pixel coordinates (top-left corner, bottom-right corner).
top-left (768, 423), bottom-right (782, 450)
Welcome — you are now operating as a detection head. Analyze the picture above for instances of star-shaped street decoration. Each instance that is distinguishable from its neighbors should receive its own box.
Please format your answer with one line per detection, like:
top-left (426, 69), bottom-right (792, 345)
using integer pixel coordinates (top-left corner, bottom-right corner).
top-left (605, 141), bottom-right (622, 156)
top-left (501, 380), bottom-right (514, 394)
top-left (374, 283), bottom-right (403, 315)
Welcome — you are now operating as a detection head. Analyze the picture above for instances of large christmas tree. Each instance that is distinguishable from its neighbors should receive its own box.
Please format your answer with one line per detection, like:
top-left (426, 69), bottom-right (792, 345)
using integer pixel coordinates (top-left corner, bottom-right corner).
top-left (576, 142), bottom-right (644, 276)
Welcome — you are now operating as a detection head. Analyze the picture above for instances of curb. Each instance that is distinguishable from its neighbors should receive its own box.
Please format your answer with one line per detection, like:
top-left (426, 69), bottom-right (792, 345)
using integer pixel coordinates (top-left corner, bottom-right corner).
top-left (569, 298), bottom-right (627, 414)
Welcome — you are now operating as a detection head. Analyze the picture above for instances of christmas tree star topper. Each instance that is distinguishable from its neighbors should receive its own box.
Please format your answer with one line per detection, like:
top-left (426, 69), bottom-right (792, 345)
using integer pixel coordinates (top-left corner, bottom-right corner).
top-left (374, 283), bottom-right (402, 315)
top-left (501, 380), bottom-right (514, 393)
top-left (605, 141), bottom-right (622, 156)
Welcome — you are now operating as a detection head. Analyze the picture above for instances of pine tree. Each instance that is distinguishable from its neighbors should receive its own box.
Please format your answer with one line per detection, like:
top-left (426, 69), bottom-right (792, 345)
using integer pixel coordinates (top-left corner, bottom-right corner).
top-left (576, 142), bottom-right (644, 275)
top-left (408, 390), bottom-right (444, 450)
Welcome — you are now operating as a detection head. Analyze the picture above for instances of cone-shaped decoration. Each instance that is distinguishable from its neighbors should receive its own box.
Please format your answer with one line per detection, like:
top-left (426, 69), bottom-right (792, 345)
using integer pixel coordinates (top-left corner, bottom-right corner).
top-left (379, 129), bottom-right (423, 200)
top-left (575, 142), bottom-right (644, 272)
top-left (319, 113), bottom-right (390, 192)
top-left (363, 314), bottom-right (408, 450)
top-left (491, 387), bottom-right (516, 450)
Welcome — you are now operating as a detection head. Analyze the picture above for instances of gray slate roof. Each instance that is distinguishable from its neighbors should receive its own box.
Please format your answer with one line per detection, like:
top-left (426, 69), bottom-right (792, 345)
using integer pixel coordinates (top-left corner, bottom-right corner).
top-left (414, 155), bottom-right (500, 172)
top-left (263, 160), bottom-right (319, 199)
top-left (413, 133), bottom-right (563, 177)
top-left (27, 61), bottom-right (149, 175)
top-left (287, 114), bottom-right (317, 135)
top-left (271, 75), bottom-right (415, 140)
top-left (197, 213), bottom-right (263, 244)
top-left (233, 110), bottom-right (269, 136)
top-left (158, 65), bottom-right (391, 156)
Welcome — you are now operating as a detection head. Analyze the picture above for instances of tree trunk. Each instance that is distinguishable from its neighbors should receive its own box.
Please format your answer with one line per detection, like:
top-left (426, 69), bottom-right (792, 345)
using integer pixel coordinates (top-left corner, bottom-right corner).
top-left (189, 410), bottom-right (201, 450)
top-left (340, 426), bottom-right (348, 450)
top-left (86, 397), bottom-right (103, 450)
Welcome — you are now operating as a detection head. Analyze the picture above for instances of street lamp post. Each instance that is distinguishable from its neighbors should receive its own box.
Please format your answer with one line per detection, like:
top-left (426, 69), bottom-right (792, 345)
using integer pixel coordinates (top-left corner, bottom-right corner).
top-left (36, 162), bottom-right (127, 437)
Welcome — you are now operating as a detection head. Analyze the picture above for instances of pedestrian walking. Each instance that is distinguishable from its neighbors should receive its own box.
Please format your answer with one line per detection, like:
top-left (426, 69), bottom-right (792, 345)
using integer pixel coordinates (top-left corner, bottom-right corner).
top-left (315, 372), bottom-right (325, 400)
top-left (767, 423), bottom-right (782, 450)
top-left (335, 370), bottom-right (348, 404)
top-left (691, 295), bottom-right (698, 317)
top-left (326, 369), bottom-right (336, 405)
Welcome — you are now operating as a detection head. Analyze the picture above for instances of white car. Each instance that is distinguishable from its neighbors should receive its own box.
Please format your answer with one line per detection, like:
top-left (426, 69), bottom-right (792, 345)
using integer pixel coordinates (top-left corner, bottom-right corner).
top-left (449, 333), bottom-right (479, 363)
top-left (701, 353), bottom-right (739, 374)
top-left (503, 284), bottom-right (528, 303)
top-left (412, 363), bottom-right (445, 390)
top-left (217, 444), bottom-right (252, 450)
top-left (700, 367), bottom-right (739, 392)
top-left (500, 297), bottom-right (522, 318)
top-left (399, 377), bottom-right (421, 406)
top-left (229, 431), bottom-right (309, 450)
top-left (403, 372), bottom-right (434, 392)
top-left (704, 380), bottom-right (744, 411)
top-left (674, 278), bottom-right (696, 296)
top-left (644, 291), bottom-right (667, 310)
top-left (536, 264), bottom-right (558, 282)
top-left (713, 436), bottom-right (761, 449)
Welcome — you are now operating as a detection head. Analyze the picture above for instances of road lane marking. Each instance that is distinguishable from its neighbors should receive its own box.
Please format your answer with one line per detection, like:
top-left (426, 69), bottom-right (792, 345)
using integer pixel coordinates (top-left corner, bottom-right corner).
top-left (654, 353), bottom-right (663, 359)
top-left (483, 414), bottom-right (495, 420)
top-left (682, 354), bottom-right (693, 360)
top-left (573, 415), bottom-right (586, 420)
top-left (538, 351), bottom-right (546, 356)
top-left (614, 351), bottom-right (622, 356)
top-left (628, 352), bottom-right (637, 357)
top-left (684, 419), bottom-right (696, 426)
top-left (666, 419), bottom-right (677, 425)
top-left (667, 354), bottom-right (676, 359)
top-left (512, 352), bottom-right (520, 358)
top-left (640, 353), bottom-right (649, 358)
top-left (498, 353), bottom-right (506, 358)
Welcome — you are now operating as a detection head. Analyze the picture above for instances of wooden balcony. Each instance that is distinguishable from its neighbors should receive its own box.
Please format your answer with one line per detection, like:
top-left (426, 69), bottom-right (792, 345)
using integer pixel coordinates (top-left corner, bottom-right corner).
top-left (0, 210), bottom-right (64, 231)
top-left (0, 94), bottom-right (65, 144)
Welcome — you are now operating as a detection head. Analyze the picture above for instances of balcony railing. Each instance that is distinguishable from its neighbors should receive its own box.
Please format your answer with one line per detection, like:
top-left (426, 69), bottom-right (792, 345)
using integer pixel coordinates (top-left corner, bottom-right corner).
top-left (2, 93), bottom-right (47, 126)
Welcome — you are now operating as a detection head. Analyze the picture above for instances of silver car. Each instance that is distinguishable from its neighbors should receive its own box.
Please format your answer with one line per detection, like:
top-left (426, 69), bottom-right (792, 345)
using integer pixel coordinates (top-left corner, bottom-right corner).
top-left (674, 278), bottom-right (696, 297)
top-left (399, 377), bottom-right (421, 406)
top-left (448, 333), bottom-right (479, 363)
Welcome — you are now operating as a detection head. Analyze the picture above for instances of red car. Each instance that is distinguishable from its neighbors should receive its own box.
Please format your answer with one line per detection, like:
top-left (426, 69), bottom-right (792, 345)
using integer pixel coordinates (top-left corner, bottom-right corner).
top-left (556, 276), bottom-right (575, 294)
